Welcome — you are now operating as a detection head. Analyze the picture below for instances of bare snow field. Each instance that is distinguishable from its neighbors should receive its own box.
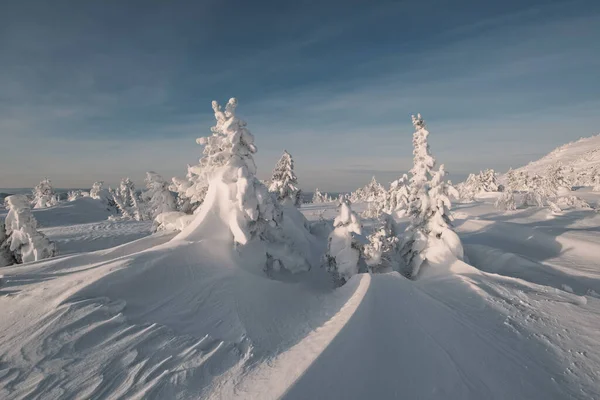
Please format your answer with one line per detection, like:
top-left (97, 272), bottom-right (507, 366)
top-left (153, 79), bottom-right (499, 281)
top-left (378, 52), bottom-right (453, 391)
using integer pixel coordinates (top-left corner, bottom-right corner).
top-left (1, 192), bottom-right (600, 399)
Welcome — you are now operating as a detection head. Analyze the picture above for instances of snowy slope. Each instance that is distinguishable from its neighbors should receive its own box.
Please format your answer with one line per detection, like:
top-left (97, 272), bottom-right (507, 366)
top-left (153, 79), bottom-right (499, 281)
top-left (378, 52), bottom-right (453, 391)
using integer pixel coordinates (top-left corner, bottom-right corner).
top-left (512, 134), bottom-right (600, 179)
top-left (0, 198), bottom-right (154, 255)
top-left (1, 197), bottom-right (600, 399)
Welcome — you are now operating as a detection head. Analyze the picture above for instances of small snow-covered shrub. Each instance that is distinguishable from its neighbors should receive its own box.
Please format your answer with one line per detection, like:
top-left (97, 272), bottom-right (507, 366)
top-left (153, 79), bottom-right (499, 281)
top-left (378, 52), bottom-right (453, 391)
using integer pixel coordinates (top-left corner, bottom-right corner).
top-left (495, 191), bottom-right (516, 211)
top-left (555, 195), bottom-right (591, 210)
top-left (364, 213), bottom-right (400, 272)
top-left (324, 196), bottom-right (363, 283)
top-left (268, 150), bottom-right (302, 207)
top-left (1, 195), bottom-right (56, 265)
top-left (32, 178), bottom-right (59, 209)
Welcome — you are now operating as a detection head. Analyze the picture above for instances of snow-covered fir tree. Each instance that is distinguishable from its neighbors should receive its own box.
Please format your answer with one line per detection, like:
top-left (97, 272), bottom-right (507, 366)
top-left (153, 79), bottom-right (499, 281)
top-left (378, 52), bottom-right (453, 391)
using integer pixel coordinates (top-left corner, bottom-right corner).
top-left (32, 178), bottom-right (58, 209)
top-left (387, 174), bottom-right (410, 216)
top-left (349, 187), bottom-right (364, 203)
top-left (142, 171), bottom-right (177, 220)
top-left (521, 174), bottom-right (547, 207)
top-left (457, 173), bottom-right (479, 202)
top-left (364, 213), bottom-right (400, 272)
top-left (545, 162), bottom-right (572, 194)
top-left (176, 98), bottom-right (313, 274)
top-left (312, 188), bottom-right (331, 203)
top-left (361, 177), bottom-right (388, 218)
top-left (495, 191), bottom-right (516, 211)
top-left (478, 169), bottom-right (500, 192)
top-left (89, 181), bottom-right (116, 211)
top-left (324, 196), bottom-right (363, 283)
top-left (400, 115), bottom-right (463, 278)
top-left (268, 150), bottom-right (302, 207)
top-left (112, 178), bottom-right (145, 221)
top-left (1, 195), bottom-right (56, 266)
top-left (406, 113), bottom-right (435, 213)
top-left (170, 163), bottom-right (208, 214)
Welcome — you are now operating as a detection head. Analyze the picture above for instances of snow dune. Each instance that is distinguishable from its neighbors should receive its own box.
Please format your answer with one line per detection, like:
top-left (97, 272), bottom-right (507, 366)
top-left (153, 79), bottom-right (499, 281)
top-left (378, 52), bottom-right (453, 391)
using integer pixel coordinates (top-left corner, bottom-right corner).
top-left (1, 197), bottom-right (600, 399)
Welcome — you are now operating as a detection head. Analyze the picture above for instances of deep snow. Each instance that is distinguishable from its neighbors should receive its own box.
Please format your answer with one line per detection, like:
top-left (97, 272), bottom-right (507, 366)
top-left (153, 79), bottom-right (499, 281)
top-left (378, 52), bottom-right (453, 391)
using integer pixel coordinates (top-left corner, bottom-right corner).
top-left (1, 192), bottom-right (600, 399)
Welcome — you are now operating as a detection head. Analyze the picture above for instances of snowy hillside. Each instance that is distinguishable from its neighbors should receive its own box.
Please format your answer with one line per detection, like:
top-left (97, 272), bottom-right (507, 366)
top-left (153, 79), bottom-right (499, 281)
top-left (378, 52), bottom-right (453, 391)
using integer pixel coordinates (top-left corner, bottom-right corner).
top-left (512, 134), bottom-right (600, 181)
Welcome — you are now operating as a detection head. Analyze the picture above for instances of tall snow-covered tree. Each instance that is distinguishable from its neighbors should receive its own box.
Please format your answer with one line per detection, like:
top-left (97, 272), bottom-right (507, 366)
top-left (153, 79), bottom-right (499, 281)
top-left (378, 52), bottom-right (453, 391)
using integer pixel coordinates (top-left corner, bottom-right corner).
top-left (400, 115), bottom-right (464, 278)
top-left (32, 178), bottom-right (58, 209)
top-left (324, 196), bottom-right (363, 283)
top-left (1, 195), bottom-right (56, 266)
top-left (176, 98), bottom-right (314, 274)
top-left (142, 171), bottom-right (177, 220)
top-left (406, 114), bottom-right (435, 208)
top-left (268, 150), bottom-right (302, 207)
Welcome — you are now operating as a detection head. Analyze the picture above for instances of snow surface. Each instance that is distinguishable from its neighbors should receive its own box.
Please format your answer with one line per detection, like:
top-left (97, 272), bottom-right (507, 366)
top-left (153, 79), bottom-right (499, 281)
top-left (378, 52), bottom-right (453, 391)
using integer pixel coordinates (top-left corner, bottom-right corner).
top-left (1, 190), bottom-right (600, 398)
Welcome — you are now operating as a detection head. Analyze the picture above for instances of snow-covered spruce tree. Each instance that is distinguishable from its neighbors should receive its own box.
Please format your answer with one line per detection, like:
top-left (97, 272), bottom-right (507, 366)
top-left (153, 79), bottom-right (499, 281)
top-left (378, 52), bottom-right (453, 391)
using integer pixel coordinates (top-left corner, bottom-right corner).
top-left (90, 181), bottom-right (116, 210)
top-left (109, 187), bottom-right (132, 219)
top-left (349, 187), bottom-right (364, 203)
top-left (457, 173), bottom-right (480, 202)
top-left (312, 188), bottom-right (331, 203)
top-left (387, 174), bottom-right (410, 216)
top-left (32, 178), bottom-right (58, 209)
top-left (1, 195), bottom-right (56, 265)
top-left (113, 178), bottom-right (145, 221)
top-left (361, 177), bottom-right (388, 218)
top-left (142, 171), bottom-right (177, 220)
top-left (478, 169), bottom-right (500, 192)
top-left (521, 174), bottom-right (547, 207)
top-left (176, 98), bottom-right (313, 273)
top-left (170, 161), bottom-right (210, 214)
top-left (495, 190), bottom-right (516, 211)
top-left (324, 196), bottom-right (363, 283)
top-left (364, 213), bottom-right (400, 272)
top-left (268, 150), bottom-right (302, 207)
top-left (400, 115), bottom-right (463, 278)
top-left (545, 162), bottom-right (572, 194)
top-left (169, 173), bottom-right (197, 214)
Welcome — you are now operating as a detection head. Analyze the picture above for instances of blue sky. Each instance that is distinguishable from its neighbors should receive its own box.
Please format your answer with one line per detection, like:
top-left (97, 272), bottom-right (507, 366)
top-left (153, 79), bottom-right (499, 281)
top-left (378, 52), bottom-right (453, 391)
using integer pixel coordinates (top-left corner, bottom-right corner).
top-left (1, 0), bottom-right (599, 191)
